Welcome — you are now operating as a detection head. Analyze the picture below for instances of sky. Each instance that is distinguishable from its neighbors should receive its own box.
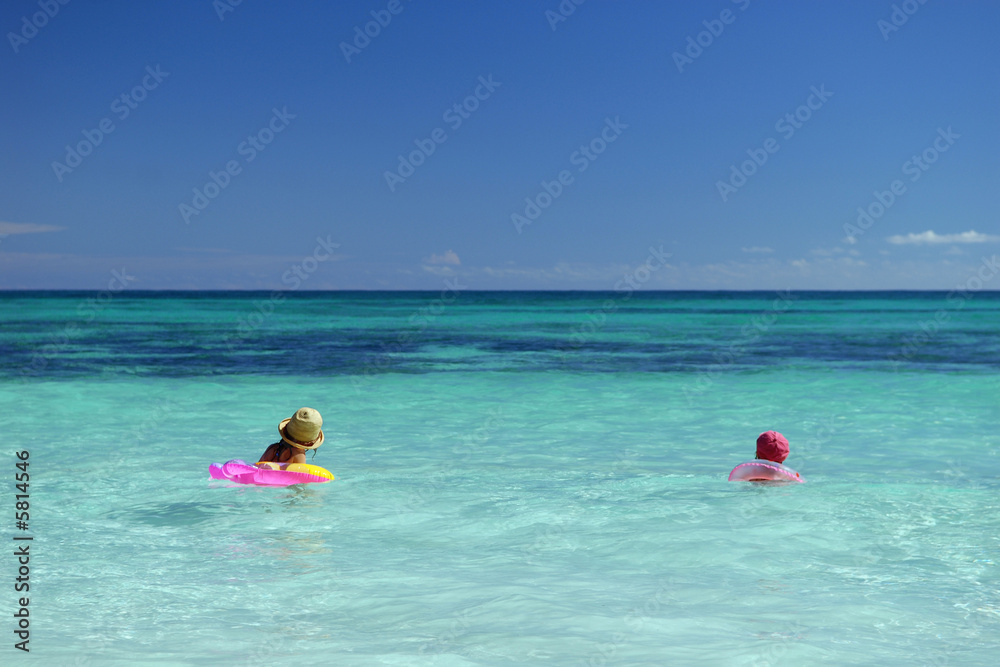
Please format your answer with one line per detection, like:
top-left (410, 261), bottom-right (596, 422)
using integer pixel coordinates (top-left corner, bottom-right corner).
top-left (1, 0), bottom-right (998, 290)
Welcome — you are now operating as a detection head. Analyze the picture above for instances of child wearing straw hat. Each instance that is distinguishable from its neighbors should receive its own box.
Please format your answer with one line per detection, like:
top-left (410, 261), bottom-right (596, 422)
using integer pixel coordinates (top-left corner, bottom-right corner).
top-left (258, 407), bottom-right (325, 466)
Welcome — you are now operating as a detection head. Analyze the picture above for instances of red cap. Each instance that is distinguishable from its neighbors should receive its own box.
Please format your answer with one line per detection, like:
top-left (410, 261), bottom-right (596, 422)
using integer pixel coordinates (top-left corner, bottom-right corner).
top-left (756, 431), bottom-right (789, 463)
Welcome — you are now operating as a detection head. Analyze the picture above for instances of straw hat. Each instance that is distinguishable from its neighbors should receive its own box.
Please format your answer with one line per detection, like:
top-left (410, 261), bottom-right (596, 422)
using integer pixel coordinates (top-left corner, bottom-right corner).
top-left (279, 407), bottom-right (324, 450)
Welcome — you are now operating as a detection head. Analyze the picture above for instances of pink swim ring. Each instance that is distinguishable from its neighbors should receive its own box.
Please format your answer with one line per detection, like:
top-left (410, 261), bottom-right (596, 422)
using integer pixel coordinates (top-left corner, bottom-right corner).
top-left (728, 459), bottom-right (804, 483)
top-left (209, 459), bottom-right (334, 486)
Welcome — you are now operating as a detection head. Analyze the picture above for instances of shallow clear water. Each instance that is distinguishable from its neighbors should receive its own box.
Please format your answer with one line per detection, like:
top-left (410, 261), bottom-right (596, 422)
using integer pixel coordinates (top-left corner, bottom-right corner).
top-left (2, 291), bottom-right (998, 665)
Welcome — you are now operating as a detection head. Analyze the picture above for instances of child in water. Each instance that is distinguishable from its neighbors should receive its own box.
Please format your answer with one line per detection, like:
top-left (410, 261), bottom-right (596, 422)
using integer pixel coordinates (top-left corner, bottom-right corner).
top-left (728, 430), bottom-right (802, 482)
top-left (755, 430), bottom-right (789, 463)
top-left (257, 407), bottom-right (324, 466)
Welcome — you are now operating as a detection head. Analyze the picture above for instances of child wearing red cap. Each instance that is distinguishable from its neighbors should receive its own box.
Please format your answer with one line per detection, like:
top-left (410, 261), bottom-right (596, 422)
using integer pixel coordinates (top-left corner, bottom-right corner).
top-left (756, 430), bottom-right (789, 463)
top-left (728, 430), bottom-right (802, 482)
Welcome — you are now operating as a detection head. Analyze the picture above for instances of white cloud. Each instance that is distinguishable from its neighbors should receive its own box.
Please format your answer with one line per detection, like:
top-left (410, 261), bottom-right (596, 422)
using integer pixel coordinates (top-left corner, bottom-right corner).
top-left (886, 230), bottom-right (1000, 245)
top-left (480, 260), bottom-right (649, 284)
top-left (0, 251), bottom-right (347, 289)
top-left (810, 247), bottom-right (846, 257)
top-left (0, 222), bottom-right (66, 235)
top-left (421, 264), bottom-right (457, 276)
top-left (423, 249), bottom-right (461, 265)
top-left (741, 246), bottom-right (773, 254)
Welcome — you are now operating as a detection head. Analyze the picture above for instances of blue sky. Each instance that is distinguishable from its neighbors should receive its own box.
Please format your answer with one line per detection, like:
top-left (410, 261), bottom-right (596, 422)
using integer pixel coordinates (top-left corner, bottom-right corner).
top-left (1, 0), bottom-right (998, 289)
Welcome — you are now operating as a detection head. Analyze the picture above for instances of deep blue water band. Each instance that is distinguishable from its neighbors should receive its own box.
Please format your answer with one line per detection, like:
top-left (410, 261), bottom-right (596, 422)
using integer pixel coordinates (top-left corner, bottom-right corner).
top-left (2, 291), bottom-right (997, 378)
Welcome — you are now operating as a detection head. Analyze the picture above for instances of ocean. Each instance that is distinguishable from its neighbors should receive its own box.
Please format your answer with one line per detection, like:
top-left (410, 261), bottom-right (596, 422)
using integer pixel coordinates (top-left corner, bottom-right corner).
top-left (2, 290), bottom-right (998, 665)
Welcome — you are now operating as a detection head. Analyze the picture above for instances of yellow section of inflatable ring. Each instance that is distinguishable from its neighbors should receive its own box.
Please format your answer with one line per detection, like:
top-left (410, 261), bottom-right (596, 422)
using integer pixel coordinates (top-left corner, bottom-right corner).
top-left (255, 461), bottom-right (335, 480)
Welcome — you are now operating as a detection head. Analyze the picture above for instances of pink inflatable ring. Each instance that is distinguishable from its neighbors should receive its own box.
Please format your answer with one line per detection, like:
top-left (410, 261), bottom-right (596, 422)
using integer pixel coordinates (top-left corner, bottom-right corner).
top-left (209, 459), bottom-right (334, 486)
top-left (728, 459), bottom-right (804, 483)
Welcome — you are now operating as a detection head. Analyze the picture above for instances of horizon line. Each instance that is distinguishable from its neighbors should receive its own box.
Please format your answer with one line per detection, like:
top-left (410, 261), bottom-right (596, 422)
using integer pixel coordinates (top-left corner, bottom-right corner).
top-left (1, 288), bottom-right (995, 294)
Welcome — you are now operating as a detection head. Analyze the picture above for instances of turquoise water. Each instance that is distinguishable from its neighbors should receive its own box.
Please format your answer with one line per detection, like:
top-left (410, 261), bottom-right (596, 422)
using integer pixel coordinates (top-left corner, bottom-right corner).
top-left (2, 291), bottom-right (999, 665)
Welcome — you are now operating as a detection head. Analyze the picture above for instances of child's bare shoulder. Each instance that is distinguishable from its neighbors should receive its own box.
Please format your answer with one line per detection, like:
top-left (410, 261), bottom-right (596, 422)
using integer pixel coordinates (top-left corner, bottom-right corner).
top-left (258, 442), bottom-right (279, 462)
